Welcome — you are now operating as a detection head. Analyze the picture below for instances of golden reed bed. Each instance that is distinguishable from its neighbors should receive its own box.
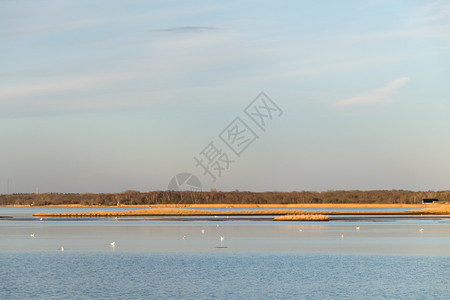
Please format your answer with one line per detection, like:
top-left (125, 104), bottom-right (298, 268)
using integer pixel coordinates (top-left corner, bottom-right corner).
top-left (34, 208), bottom-right (313, 217)
top-left (273, 214), bottom-right (329, 221)
top-left (33, 205), bottom-right (450, 219)
top-left (407, 205), bottom-right (450, 215)
top-left (17, 203), bottom-right (427, 208)
top-left (33, 208), bottom-right (399, 218)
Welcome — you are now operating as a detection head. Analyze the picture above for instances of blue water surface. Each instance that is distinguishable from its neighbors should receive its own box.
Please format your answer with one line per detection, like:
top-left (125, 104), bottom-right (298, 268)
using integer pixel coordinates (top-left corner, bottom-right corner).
top-left (1, 251), bottom-right (449, 300)
top-left (1, 207), bottom-right (449, 299)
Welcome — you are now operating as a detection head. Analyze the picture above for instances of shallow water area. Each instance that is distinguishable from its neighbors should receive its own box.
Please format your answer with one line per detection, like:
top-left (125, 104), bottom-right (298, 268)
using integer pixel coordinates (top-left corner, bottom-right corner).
top-left (1, 206), bottom-right (449, 299)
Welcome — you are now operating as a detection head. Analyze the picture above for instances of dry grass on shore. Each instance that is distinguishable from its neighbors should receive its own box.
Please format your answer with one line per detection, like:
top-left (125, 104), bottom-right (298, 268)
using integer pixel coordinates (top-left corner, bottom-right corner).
top-left (32, 209), bottom-right (389, 217)
top-left (18, 203), bottom-right (427, 208)
top-left (408, 205), bottom-right (450, 215)
top-left (33, 208), bottom-right (315, 218)
top-left (177, 203), bottom-right (427, 208)
top-left (33, 205), bottom-right (450, 218)
top-left (273, 214), bottom-right (329, 221)
top-left (7, 203), bottom-right (431, 208)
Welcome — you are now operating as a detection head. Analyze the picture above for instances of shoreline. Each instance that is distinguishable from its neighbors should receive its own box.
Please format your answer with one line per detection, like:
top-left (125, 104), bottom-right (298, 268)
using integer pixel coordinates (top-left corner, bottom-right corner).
top-left (2, 203), bottom-right (431, 208)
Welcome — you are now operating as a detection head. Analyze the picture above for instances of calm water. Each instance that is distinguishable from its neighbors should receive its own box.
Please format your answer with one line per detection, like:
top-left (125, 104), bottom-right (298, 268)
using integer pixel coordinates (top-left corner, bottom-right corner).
top-left (1, 207), bottom-right (449, 299)
top-left (1, 252), bottom-right (449, 299)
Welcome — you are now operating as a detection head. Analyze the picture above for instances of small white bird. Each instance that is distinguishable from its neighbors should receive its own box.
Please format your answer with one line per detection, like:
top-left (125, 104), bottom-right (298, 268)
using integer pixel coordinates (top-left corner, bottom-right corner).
top-left (110, 241), bottom-right (115, 247)
top-left (356, 227), bottom-right (360, 230)
top-left (299, 229), bottom-right (303, 232)
top-left (217, 224), bottom-right (220, 227)
top-left (201, 229), bottom-right (205, 234)
top-left (30, 233), bottom-right (35, 238)
top-left (341, 234), bottom-right (344, 239)
top-left (60, 247), bottom-right (64, 252)
top-left (419, 228), bottom-right (424, 232)
top-left (220, 236), bottom-right (225, 241)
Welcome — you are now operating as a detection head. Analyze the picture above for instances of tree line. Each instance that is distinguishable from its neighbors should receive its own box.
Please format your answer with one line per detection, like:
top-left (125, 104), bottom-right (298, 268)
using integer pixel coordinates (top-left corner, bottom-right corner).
top-left (0, 190), bottom-right (448, 206)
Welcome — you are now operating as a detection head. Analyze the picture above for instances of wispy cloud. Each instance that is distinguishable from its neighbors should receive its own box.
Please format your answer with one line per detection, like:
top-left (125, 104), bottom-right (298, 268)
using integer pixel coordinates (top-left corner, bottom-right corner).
top-left (334, 77), bottom-right (410, 107)
top-left (0, 16), bottom-right (110, 38)
top-left (345, 25), bottom-right (449, 40)
top-left (421, 0), bottom-right (450, 22)
top-left (347, 25), bottom-right (449, 39)
top-left (154, 26), bottom-right (219, 34)
top-left (0, 72), bottom-right (134, 101)
top-left (345, 1), bottom-right (450, 44)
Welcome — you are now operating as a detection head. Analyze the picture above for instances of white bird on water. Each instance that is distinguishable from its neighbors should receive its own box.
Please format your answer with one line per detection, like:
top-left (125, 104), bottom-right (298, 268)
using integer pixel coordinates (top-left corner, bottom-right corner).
top-left (30, 233), bottom-right (35, 238)
top-left (341, 234), bottom-right (344, 239)
top-left (299, 229), bottom-right (303, 232)
top-left (201, 229), bottom-right (205, 234)
top-left (356, 227), bottom-right (360, 230)
top-left (220, 236), bottom-right (225, 247)
top-left (110, 241), bottom-right (115, 247)
top-left (60, 247), bottom-right (64, 252)
top-left (419, 228), bottom-right (424, 232)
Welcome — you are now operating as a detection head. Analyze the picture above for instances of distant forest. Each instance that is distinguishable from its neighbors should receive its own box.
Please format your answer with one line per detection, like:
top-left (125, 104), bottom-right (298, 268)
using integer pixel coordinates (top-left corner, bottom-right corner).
top-left (0, 190), bottom-right (449, 206)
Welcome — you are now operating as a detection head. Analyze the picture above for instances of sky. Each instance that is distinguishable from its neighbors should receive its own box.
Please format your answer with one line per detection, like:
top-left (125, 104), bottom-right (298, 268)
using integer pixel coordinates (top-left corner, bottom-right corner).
top-left (1, 0), bottom-right (449, 193)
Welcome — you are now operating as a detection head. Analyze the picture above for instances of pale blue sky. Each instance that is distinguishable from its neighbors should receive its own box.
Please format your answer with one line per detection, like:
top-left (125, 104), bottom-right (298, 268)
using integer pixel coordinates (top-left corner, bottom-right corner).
top-left (1, 0), bottom-right (449, 193)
